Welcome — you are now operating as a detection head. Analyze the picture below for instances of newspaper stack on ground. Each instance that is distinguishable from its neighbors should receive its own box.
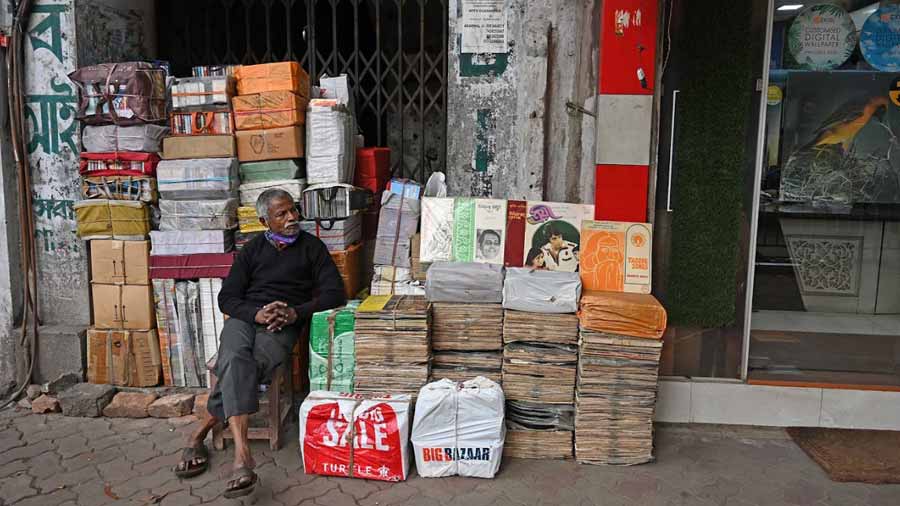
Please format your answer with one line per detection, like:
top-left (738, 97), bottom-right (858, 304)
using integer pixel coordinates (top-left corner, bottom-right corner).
top-left (430, 302), bottom-right (503, 384)
top-left (575, 329), bottom-right (662, 465)
top-left (411, 378), bottom-right (505, 478)
top-left (502, 310), bottom-right (579, 459)
top-left (353, 295), bottom-right (431, 397)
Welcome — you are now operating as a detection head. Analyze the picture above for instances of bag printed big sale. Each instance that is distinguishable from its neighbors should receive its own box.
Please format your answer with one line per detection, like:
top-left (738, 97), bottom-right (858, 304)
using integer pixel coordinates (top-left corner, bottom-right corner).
top-left (299, 391), bottom-right (411, 482)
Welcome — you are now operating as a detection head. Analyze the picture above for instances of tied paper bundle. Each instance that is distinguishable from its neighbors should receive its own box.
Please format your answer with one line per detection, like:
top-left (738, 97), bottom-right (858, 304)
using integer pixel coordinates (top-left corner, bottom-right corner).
top-left (198, 278), bottom-right (225, 387)
top-left (425, 262), bottom-right (504, 303)
top-left (150, 230), bottom-right (234, 255)
top-left (306, 100), bottom-right (355, 184)
top-left (171, 76), bottom-right (236, 110)
top-left (502, 268), bottom-right (582, 314)
top-left (239, 159), bottom-right (303, 183)
top-left (82, 124), bottom-right (169, 153)
top-left (431, 303), bottom-right (503, 352)
top-left (575, 330), bottom-right (663, 466)
top-left (81, 175), bottom-right (157, 203)
top-left (170, 109), bottom-right (234, 136)
top-left (502, 310), bottom-right (579, 459)
top-left (430, 351), bottom-right (502, 385)
top-left (74, 200), bottom-right (150, 240)
top-left (308, 302), bottom-right (359, 393)
top-left (301, 184), bottom-right (371, 220)
top-left (79, 152), bottom-right (160, 177)
top-left (238, 207), bottom-right (267, 233)
top-left (232, 91), bottom-right (307, 131)
top-left (158, 198), bottom-right (239, 231)
top-left (156, 158), bottom-right (239, 200)
top-left (68, 61), bottom-right (167, 125)
top-left (578, 291), bottom-right (667, 340)
top-left (300, 215), bottom-right (362, 252)
top-left (238, 179), bottom-right (306, 206)
top-left (353, 295), bottom-right (431, 398)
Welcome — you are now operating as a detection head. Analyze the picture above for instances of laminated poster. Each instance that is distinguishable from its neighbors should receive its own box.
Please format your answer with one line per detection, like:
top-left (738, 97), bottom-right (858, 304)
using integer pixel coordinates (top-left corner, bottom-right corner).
top-left (788, 4), bottom-right (857, 70)
top-left (522, 202), bottom-right (594, 272)
top-left (420, 197), bottom-right (455, 263)
top-left (452, 198), bottom-right (476, 262)
top-left (580, 220), bottom-right (652, 294)
top-left (473, 199), bottom-right (507, 265)
top-left (860, 5), bottom-right (900, 72)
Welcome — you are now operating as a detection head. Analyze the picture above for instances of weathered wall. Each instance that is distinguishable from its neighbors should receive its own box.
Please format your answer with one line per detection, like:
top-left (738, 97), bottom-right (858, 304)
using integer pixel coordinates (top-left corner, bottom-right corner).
top-left (26, 0), bottom-right (87, 325)
top-left (446, 0), bottom-right (597, 201)
top-left (75, 0), bottom-right (158, 67)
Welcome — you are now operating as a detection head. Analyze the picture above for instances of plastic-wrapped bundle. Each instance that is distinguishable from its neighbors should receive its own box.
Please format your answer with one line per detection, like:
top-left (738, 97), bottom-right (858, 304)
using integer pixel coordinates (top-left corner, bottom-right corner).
top-left (82, 124), bottom-right (169, 153)
top-left (156, 158), bottom-right (239, 200)
top-left (425, 262), bottom-right (504, 303)
top-left (301, 183), bottom-right (371, 220)
top-left (68, 62), bottom-right (167, 125)
top-left (81, 175), bottom-right (157, 203)
top-left (171, 76), bottom-right (235, 109)
top-left (158, 198), bottom-right (239, 231)
top-left (238, 179), bottom-right (306, 206)
top-left (305, 100), bottom-right (355, 184)
top-left (74, 200), bottom-right (150, 240)
top-left (300, 215), bottom-right (361, 252)
top-left (308, 302), bottom-right (359, 393)
top-left (150, 230), bottom-right (234, 255)
top-left (373, 192), bottom-right (421, 268)
top-left (239, 159), bottom-right (303, 183)
top-left (237, 206), bottom-right (267, 233)
top-left (412, 378), bottom-right (505, 478)
top-left (502, 268), bottom-right (582, 314)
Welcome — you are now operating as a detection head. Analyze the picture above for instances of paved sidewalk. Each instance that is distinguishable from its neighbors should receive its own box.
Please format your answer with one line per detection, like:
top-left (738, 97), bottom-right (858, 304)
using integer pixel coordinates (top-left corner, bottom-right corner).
top-left (1, 406), bottom-right (898, 506)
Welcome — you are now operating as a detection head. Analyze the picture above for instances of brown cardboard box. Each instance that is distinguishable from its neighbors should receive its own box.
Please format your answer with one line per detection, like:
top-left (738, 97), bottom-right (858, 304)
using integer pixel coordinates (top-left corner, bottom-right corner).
top-left (90, 240), bottom-right (150, 285)
top-left (235, 126), bottom-right (304, 162)
top-left (87, 328), bottom-right (161, 386)
top-left (232, 91), bottom-right (307, 130)
top-left (162, 135), bottom-right (236, 160)
top-left (234, 61), bottom-right (310, 96)
top-left (91, 284), bottom-right (155, 330)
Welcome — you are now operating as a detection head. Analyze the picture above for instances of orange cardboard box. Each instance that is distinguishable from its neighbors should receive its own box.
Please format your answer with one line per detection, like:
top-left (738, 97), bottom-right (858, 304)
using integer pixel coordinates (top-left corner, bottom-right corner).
top-left (232, 90), bottom-right (307, 130)
top-left (90, 240), bottom-right (150, 285)
top-left (235, 61), bottom-right (310, 96)
top-left (580, 220), bottom-right (652, 294)
top-left (235, 126), bottom-right (304, 162)
top-left (92, 283), bottom-right (156, 330)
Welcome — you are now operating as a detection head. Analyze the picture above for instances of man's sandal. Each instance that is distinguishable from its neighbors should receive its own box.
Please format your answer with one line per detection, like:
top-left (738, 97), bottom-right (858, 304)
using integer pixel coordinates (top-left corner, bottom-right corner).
top-left (172, 444), bottom-right (210, 479)
top-left (224, 466), bottom-right (258, 499)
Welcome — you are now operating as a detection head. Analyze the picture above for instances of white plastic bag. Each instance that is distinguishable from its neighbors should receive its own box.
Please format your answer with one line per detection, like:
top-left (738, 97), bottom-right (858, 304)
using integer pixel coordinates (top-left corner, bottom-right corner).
top-left (411, 377), bottom-right (505, 478)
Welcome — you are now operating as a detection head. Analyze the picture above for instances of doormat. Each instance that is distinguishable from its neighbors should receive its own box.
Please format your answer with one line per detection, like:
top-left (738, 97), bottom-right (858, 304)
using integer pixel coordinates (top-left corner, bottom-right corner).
top-left (787, 427), bottom-right (900, 484)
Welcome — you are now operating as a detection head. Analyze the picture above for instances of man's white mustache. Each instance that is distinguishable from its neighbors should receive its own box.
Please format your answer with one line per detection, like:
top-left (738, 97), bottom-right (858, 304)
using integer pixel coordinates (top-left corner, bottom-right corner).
top-left (284, 221), bottom-right (300, 227)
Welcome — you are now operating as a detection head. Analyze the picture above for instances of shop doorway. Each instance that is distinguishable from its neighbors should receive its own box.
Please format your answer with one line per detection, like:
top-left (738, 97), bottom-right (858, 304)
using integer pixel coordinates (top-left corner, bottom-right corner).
top-left (156, 0), bottom-right (449, 182)
top-left (747, 1), bottom-right (900, 389)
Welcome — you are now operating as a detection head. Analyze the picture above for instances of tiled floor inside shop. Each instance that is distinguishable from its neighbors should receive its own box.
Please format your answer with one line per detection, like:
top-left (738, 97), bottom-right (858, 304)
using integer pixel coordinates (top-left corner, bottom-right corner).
top-left (1, 407), bottom-right (898, 506)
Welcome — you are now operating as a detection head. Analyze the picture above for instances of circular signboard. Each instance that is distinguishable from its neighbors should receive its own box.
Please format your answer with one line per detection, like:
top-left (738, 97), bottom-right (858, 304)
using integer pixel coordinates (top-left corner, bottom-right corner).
top-left (860, 5), bottom-right (900, 72)
top-left (788, 4), bottom-right (858, 70)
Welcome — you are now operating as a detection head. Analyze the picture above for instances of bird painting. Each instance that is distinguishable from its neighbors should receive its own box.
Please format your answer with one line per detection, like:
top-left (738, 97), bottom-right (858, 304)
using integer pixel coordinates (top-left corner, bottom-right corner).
top-left (803, 95), bottom-right (889, 154)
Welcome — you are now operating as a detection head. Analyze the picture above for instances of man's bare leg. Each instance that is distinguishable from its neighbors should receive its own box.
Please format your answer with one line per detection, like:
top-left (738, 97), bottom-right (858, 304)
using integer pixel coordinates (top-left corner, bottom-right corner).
top-left (228, 414), bottom-right (255, 470)
top-left (188, 415), bottom-right (220, 447)
top-left (173, 415), bottom-right (219, 475)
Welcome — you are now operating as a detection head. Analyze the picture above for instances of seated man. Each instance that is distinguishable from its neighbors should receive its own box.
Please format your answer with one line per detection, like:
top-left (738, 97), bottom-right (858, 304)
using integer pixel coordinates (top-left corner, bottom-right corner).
top-left (172, 189), bottom-right (346, 498)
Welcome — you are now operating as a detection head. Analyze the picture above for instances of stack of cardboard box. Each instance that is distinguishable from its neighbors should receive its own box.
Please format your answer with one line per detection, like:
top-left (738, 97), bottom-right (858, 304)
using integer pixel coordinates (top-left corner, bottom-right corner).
top-left (68, 61), bottom-right (169, 387)
top-left (88, 240), bottom-right (161, 387)
top-left (231, 61), bottom-right (309, 249)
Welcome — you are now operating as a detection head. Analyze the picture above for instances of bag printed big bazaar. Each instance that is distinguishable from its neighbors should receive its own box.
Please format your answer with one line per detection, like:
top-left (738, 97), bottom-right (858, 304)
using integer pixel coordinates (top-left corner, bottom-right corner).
top-left (299, 391), bottom-right (411, 482)
top-left (309, 302), bottom-right (360, 393)
top-left (580, 220), bottom-right (652, 294)
top-left (411, 378), bottom-right (505, 478)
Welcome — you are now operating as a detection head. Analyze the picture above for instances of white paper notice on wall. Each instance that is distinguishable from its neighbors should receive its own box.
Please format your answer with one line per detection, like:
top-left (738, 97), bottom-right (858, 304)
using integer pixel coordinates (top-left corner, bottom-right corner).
top-left (460, 0), bottom-right (508, 54)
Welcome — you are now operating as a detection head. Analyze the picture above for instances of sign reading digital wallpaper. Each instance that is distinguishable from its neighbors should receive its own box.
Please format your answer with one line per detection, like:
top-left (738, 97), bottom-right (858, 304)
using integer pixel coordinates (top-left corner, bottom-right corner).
top-left (860, 5), bottom-right (900, 72)
top-left (788, 4), bottom-right (857, 70)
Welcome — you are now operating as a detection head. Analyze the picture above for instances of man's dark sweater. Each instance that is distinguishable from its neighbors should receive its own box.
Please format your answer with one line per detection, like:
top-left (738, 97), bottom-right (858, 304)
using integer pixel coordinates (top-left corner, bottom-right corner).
top-left (218, 232), bottom-right (347, 325)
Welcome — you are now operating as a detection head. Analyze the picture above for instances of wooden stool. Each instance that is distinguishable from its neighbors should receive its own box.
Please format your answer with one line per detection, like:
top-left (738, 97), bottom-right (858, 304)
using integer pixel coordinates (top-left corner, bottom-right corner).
top-left (207, 353), bottom-right (294, 451)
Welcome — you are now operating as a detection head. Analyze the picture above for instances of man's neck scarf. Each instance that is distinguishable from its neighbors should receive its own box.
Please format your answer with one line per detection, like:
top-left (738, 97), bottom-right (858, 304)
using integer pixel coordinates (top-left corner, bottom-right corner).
top-left (265, 230), bottom-right (299, 247)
